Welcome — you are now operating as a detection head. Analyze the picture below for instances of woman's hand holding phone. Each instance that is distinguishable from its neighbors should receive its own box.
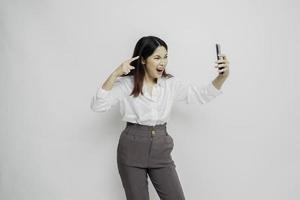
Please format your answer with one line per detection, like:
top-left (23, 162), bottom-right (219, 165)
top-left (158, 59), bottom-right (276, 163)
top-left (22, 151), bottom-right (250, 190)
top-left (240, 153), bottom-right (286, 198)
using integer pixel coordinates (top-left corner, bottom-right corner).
top-left (215, 44), bottom-right (229, 78)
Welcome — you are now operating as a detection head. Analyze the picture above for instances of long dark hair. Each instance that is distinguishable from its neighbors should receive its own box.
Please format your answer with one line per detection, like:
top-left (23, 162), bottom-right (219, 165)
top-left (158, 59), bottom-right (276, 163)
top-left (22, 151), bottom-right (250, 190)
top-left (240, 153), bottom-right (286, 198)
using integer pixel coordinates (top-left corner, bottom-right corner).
top-left (120, 36), bottom-right (173, 97)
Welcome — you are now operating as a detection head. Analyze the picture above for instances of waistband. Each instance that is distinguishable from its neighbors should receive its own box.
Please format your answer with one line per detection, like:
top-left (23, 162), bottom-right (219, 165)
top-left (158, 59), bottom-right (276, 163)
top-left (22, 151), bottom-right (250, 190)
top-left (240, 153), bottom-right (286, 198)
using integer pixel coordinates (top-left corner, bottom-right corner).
top-left (126, 122), bottom-right (167, 132)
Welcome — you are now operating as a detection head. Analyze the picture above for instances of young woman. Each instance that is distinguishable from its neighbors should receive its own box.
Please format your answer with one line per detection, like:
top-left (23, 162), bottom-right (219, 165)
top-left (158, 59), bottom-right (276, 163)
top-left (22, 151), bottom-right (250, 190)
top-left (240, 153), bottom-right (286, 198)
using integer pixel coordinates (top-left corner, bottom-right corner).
top-left (91, 36), bottom-right (229, 200)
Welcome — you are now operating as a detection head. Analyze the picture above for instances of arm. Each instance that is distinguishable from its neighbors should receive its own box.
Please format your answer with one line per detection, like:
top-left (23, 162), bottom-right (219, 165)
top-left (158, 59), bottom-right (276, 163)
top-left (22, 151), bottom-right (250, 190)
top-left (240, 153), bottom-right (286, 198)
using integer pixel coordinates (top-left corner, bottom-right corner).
top-left (90, 56), bottom-right (138, 112)
top-left (102, 70), bottom-right (120, 90)
top-left (90, 71), bottom-right (125, 112)
top-left (173, 77), bottom-right (223, 104)
top-left (212, 75), bottom-right (226, 90)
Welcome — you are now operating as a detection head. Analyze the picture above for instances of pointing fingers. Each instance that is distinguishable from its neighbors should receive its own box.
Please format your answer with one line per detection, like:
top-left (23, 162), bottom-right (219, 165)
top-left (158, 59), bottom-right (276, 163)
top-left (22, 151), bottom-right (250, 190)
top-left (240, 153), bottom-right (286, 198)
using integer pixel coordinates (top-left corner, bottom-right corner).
top-left (128, 56), bottom-right (139, 63)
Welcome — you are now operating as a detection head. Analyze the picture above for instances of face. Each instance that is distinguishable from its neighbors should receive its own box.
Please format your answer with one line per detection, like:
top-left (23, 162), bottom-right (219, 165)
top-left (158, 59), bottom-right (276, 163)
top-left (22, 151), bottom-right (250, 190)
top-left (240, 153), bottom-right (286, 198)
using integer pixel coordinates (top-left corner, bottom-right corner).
top-left (142, 46), bottom-right (168, 82)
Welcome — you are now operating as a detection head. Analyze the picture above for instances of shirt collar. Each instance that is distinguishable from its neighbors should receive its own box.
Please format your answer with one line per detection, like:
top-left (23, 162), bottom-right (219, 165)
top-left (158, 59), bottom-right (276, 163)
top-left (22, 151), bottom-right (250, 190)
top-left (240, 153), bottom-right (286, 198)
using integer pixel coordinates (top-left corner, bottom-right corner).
top-left (156, 77), bottom-right (164, 87)
top-left (129, 75), bottom-right (165, 88)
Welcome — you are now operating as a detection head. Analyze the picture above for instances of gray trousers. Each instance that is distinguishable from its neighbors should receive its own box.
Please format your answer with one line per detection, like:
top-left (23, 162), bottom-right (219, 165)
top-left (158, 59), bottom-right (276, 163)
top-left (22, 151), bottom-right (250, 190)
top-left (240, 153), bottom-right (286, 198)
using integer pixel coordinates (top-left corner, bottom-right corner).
top-left (117, 122), bottom-right (185, 200)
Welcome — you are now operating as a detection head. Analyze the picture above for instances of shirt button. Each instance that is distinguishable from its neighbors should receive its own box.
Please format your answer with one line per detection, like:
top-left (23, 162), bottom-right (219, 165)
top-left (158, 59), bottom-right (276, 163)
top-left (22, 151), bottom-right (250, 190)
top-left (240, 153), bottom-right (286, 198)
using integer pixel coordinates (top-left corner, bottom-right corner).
top-left (151, 130), bottom-right (156, 135)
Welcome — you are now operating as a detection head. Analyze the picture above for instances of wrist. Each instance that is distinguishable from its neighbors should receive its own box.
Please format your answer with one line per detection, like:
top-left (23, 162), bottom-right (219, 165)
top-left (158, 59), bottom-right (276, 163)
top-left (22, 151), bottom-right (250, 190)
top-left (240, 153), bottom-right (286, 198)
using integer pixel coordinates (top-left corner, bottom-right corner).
top-left (112, 70), bottom-right (121, 78)
top-left (212, 75), bottom-right (226, 90)
top-left (217, 74), bottom-right (228, 80)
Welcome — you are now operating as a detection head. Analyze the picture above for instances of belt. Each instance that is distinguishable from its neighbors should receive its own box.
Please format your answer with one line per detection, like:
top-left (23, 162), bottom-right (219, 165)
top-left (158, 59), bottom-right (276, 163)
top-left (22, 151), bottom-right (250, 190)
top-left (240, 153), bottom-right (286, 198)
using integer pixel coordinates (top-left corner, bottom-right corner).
top-left (126, 122), bottom-right (167, 136)
top-left (126, 122), bottom-right (166, 127)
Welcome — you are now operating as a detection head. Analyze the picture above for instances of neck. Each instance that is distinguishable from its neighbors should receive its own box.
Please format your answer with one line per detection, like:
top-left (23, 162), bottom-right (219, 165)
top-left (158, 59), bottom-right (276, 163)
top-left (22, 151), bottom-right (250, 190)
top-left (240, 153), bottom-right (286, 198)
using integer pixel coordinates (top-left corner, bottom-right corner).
top-left (144, 73), bottom-right (157, 85)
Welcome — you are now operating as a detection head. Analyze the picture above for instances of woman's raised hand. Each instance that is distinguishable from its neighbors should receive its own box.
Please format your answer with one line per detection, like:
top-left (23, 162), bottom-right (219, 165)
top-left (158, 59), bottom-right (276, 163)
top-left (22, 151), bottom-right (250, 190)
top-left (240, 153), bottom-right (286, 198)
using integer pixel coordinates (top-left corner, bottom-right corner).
top-left (215, 54), bottom-right (229, 78)
top-left (114, 56), bottom-right (139, 77)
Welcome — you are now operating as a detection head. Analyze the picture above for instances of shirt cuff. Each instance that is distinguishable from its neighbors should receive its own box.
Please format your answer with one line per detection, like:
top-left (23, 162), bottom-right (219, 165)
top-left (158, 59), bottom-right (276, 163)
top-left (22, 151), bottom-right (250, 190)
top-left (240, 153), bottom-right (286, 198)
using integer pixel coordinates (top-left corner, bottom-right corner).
top-left (96, 87), bottom-right (110, 99)
top-left (207, 82), bottom-right (223, 96)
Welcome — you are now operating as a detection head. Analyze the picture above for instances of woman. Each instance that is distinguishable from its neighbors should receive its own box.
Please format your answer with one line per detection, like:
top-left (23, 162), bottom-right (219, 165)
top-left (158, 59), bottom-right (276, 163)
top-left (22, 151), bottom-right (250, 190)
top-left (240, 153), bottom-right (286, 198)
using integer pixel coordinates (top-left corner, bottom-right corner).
top-left (91, 36), bottom-right (229, 200)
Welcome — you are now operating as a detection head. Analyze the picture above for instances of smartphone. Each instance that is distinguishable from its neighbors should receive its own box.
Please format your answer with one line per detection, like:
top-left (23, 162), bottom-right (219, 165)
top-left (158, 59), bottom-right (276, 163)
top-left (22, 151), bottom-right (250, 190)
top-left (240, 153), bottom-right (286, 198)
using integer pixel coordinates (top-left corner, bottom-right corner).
top-left (215, 43), bottom-right (224, 74)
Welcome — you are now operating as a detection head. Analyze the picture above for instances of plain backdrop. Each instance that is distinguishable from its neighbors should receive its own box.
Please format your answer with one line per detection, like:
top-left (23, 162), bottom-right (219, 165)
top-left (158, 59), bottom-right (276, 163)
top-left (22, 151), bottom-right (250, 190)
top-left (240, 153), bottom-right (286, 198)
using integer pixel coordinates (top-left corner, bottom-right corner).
top-left (1, 0), bottom-right (299, 199)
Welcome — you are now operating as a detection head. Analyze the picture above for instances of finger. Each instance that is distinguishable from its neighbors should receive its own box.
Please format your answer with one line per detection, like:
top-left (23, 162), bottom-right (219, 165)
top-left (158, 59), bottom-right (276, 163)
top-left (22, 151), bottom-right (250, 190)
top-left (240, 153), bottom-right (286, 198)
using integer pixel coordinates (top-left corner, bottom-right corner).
top-left (216, 66), bottom-right (225, 70)
top-left (219, 69), bottom-right (227, 74)
top-left (215, 60), bottom-right (229, 64)
top-left (218, 63), bottom-right (226, 67)
top-left (219, 67), bottom-right (228, 72)
top-left (129, 65), bottom-right (135, 70)
top-left (129, 56), bottom-right (139, 62)
top-left (216, 59), bottom-right (229, 63)
top-left (218, 54), bottom-right (226, 58)
top-left (215, 65), bottom-right (228, 71)
top-left (215, 63), bottom-right (227, 67)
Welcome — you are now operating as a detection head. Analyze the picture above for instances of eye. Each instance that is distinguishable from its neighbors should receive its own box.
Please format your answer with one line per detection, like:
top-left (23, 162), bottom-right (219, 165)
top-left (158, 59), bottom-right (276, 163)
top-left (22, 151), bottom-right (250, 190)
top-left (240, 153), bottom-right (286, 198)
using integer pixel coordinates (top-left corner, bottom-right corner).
top-left (154, 56), bottom-right (167, 59)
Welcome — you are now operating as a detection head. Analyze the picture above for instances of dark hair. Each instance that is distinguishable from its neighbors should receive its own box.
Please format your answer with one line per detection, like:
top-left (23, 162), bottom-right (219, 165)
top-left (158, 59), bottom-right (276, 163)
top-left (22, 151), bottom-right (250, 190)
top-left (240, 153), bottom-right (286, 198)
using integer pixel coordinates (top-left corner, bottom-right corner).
top-left (120, 36), bottom-right (173, 97)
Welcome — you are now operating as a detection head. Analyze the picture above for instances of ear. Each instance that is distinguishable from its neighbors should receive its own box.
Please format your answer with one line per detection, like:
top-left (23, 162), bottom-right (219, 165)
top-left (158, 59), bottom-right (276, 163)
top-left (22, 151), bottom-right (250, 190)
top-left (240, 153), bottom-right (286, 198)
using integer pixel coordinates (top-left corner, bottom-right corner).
top-left (141, 57), bottom-right (146, 65)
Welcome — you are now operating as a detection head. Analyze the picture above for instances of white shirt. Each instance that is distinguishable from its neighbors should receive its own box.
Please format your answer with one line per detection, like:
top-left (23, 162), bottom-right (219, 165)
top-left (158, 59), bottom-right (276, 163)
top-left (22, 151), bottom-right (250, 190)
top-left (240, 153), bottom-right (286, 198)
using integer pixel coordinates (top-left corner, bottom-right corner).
top-left (91, 75), bottom-right (223, 126)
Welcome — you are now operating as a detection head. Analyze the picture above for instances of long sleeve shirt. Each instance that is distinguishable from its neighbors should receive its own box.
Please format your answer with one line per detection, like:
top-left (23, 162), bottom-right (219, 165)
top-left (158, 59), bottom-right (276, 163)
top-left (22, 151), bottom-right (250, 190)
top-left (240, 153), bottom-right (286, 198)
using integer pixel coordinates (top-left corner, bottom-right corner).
top-left (90, 75), bottom-right (223, 126)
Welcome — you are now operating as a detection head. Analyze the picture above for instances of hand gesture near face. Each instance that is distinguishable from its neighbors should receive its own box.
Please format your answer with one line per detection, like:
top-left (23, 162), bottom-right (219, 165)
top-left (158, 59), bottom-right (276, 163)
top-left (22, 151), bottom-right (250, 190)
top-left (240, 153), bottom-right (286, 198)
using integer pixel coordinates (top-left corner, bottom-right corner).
top-left (115, 56), bottom-right (139, 77)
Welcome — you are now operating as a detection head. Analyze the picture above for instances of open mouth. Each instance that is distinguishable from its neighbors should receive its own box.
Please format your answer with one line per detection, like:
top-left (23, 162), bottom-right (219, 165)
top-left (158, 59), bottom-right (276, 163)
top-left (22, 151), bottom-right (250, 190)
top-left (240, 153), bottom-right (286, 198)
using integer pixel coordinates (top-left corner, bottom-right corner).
top-left (156, 69), bottom-right (164, 73)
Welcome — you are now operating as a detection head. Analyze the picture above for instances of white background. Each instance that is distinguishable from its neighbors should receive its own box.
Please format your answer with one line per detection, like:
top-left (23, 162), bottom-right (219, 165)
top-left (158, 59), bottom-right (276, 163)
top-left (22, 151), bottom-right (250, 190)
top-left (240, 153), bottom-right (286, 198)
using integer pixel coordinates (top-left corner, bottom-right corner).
top-left (1, 0), bottom-right (299, 199)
